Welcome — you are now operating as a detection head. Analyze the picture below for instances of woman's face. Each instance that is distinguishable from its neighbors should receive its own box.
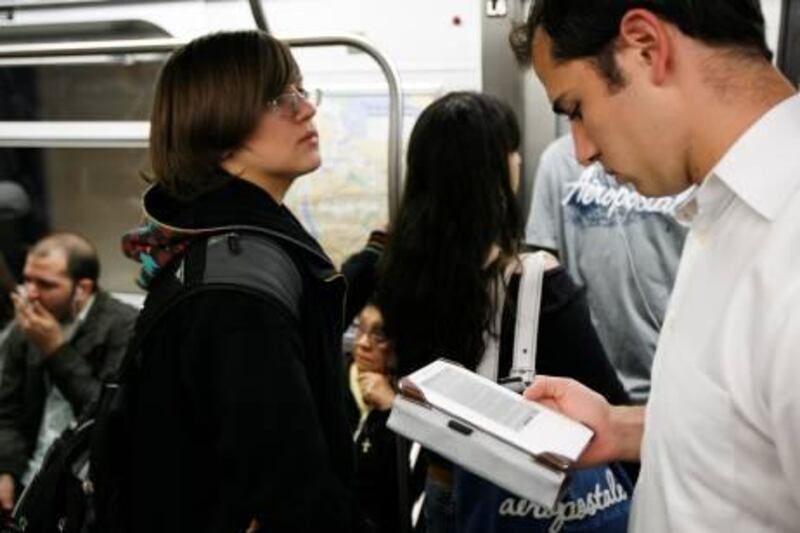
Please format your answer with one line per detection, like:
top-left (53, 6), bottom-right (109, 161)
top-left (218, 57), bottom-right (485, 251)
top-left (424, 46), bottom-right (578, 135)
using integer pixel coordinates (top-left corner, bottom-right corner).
top-left (354, 305), bottom-right (392, 374)
top-left (508, 151), bottom-right (522, 194)
top-left (227, 84), bottom-right (321, 184)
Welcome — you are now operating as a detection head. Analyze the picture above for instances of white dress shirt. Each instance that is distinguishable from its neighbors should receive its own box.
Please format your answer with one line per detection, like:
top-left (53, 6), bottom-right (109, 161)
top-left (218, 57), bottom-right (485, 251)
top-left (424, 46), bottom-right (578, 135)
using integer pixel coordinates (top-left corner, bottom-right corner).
top-left (630, 93), bottom-right (800, 532)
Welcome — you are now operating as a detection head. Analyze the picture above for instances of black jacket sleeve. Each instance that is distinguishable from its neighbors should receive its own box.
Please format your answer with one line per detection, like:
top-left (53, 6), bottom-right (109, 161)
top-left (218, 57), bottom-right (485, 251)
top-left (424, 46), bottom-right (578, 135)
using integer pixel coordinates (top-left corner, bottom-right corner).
top-left (0, 331), bottom-right (33, 481)
top-left (341, 230), bottom-right (387, 327)
top-left (181, 291), bottom-right (359, 532)
top-left (45, 297), bottom-right (137, 418)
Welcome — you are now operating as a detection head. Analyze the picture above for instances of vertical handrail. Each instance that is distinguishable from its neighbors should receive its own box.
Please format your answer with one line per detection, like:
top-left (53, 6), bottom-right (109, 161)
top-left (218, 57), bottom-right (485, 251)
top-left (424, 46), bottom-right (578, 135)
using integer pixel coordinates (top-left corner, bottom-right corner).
top-left (0, 34), bottom-right (404, 219)
top-left (288, 35), bottom-right (404, 221)
top-left (247, 0), bottom-right (271, 33)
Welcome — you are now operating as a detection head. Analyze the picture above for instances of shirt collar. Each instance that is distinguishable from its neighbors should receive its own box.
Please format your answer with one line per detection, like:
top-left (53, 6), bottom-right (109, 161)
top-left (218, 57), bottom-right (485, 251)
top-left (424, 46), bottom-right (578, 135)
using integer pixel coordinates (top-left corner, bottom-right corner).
top-left (674, 185), bottom-right (699, 226)
top-left (674, 175), bottom-right (733, 230)
top-left (708, 92), bottom-right (800, 222)
top-left (60, 293), bottom-right (95, 342)
top-left (76, 294), bottom-right (95, 323)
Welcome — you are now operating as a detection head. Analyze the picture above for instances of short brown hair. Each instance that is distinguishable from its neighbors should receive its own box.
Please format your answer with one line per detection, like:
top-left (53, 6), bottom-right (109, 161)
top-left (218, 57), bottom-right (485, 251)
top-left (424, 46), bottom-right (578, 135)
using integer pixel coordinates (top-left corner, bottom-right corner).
top-left (147, 31), bottom-right (300, 201)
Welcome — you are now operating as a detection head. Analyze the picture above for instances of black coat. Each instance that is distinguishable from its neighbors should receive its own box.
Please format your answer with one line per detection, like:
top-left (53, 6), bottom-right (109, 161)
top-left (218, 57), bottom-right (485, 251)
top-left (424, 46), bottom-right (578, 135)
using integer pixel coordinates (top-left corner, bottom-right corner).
top-left (127, 179), bottom-right (376, 532)
top-left (0, 290), bottom-right (138, 481)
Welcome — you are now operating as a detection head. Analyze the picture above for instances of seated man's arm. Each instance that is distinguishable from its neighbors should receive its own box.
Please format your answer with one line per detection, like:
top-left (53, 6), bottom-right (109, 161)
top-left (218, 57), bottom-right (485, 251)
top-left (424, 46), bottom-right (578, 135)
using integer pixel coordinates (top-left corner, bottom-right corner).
top-left (341, 229), bottom-right (387, 327)
top-left (45, 301), bottom-right (137, 416)
top-left (525, 376), bottom-right (644, 465)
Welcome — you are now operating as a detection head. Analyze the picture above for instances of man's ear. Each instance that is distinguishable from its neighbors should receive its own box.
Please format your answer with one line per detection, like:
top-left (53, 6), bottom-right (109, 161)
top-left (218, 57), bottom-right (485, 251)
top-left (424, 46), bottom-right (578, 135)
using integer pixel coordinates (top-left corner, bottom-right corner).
top-left (618, 8), bottom-right (673, 85)
top-left (74, 278), bottom-right (94, 304)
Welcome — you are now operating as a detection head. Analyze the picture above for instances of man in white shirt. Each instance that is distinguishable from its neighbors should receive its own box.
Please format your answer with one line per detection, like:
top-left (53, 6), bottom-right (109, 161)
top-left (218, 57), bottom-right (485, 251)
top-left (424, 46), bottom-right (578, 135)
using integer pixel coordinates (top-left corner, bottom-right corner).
top-left (511, 1), bottom-right (800, 531)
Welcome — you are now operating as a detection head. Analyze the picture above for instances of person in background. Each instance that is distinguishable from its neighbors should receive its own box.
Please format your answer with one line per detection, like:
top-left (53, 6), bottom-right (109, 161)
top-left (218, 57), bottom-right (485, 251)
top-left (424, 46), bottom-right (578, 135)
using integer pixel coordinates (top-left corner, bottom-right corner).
top-left (377, 91), bottom-right (631, 533)
top-left (512, 0), bottom-right (800, 530)
top-left (0, 233), bottom-right (137, 513)
top-left (346, 303), bottom-right (419, 533)
top-left (527, 134), bottom-right (688, 402)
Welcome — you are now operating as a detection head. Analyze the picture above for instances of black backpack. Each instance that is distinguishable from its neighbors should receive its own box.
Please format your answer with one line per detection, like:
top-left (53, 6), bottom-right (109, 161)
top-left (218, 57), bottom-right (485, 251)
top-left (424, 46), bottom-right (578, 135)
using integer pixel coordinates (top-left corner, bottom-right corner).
top-left (8, 231), bottom-right (303, 533)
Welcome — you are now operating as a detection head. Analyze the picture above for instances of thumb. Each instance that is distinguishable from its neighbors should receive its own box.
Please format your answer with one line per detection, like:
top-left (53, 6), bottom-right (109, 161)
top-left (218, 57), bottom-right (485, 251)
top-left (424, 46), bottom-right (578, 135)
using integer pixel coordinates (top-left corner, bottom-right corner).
top-left (523, 375), bottom-right (565, 402)
top-left (524, 376), bottom-right (574, 412)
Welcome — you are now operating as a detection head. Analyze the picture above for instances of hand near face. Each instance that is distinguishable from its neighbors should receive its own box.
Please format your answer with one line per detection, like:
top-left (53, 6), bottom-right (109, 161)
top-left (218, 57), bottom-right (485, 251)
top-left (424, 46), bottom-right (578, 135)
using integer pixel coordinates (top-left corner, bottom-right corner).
top-left (354, 348), bottom-right (385, 374)
top-left (358, 371), bottom-right (396, 411)
top-left (11, 292), bottom-right (65, 357)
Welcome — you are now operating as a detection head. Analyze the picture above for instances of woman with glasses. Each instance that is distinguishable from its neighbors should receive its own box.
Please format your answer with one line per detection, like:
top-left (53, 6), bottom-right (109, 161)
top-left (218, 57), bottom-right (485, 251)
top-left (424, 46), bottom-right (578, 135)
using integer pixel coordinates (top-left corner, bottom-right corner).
top-left (346, 304), bottom-right (401, 533)
top-left (113, 31), bottom-right (371, 532)
top-left (376, 92), bottom-right (632, 533)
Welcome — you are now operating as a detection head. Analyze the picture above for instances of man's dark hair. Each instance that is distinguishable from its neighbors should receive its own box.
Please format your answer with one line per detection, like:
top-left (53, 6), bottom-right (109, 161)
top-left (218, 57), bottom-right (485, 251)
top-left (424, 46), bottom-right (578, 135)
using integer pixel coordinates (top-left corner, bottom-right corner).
top-left (147, 31), bottom-right (300, 201)
top-left (29, 232), bottom-right (100, 290)
top-left (510, 0), bottom-right (772, 86)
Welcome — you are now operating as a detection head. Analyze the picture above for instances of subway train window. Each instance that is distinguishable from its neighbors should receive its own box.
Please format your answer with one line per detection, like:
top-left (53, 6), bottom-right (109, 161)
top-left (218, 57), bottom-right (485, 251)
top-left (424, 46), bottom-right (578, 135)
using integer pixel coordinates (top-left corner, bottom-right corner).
top-left (0, 57), bottom-right (163, 292)
top-left (29, 147), bottom-right (148, 292)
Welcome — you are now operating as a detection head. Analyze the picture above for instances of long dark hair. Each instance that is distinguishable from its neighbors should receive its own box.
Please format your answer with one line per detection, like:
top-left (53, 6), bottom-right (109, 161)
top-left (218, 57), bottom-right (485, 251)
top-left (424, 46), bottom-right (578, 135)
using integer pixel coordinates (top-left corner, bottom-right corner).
top-left (376, 92), bottom-right (523, 375)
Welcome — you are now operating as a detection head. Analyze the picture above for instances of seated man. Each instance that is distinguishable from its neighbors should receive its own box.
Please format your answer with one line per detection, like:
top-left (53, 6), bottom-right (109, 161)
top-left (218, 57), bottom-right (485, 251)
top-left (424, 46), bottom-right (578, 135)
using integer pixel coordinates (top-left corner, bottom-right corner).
top-left (0, 233), bottom-right (138, 512)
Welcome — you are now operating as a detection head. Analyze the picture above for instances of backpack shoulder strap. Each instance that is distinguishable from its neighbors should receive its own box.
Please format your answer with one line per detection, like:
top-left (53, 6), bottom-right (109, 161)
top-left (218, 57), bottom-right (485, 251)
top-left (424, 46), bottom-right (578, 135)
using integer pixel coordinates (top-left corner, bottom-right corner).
top-left (200, 231), bottom-right (302, 320)
top-left (118, 230), bottom-right (303, 380)
top-left (477, 252), bottom-right (547, 383)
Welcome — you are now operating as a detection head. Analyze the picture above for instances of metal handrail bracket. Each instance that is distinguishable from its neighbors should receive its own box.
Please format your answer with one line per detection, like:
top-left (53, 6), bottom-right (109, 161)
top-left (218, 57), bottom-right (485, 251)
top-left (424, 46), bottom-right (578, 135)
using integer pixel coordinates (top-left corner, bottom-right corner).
top-left (0, 121), bottom-right (149, 148)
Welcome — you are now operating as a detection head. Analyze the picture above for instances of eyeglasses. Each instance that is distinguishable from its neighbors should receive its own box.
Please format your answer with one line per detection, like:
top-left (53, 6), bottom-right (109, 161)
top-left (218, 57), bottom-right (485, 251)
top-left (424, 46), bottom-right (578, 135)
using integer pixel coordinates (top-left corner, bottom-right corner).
top-left (355, 324), bottom-right (389, 346)
top-left (267, 88), bottom-right (322, 117)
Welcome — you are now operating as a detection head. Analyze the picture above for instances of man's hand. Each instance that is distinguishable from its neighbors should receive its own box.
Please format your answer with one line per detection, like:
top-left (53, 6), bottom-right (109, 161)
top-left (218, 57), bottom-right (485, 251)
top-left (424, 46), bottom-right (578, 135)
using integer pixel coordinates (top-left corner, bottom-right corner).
top-left (0, 474), bottom-right (15, 512)
top-left (11, 293), bottom-right (64, 356)
top-left (358, 372), bottom-right (396, 411)
top-left (524, 376), bottom-right (644, 466)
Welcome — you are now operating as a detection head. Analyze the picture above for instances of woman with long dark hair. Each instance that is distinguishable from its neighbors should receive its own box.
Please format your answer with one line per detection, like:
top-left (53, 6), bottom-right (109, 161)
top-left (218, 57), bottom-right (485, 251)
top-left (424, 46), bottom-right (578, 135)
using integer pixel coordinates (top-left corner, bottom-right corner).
top-left (377, 92), bottom-right (631, 533)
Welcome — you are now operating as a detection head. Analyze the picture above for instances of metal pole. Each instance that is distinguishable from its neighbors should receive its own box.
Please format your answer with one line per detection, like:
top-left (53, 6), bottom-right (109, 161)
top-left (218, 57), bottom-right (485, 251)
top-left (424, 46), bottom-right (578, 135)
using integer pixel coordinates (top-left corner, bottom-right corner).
top-left (247, 0), bottom-right (271, 34)
top-left (288, 35), bottom-right (404, 221)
